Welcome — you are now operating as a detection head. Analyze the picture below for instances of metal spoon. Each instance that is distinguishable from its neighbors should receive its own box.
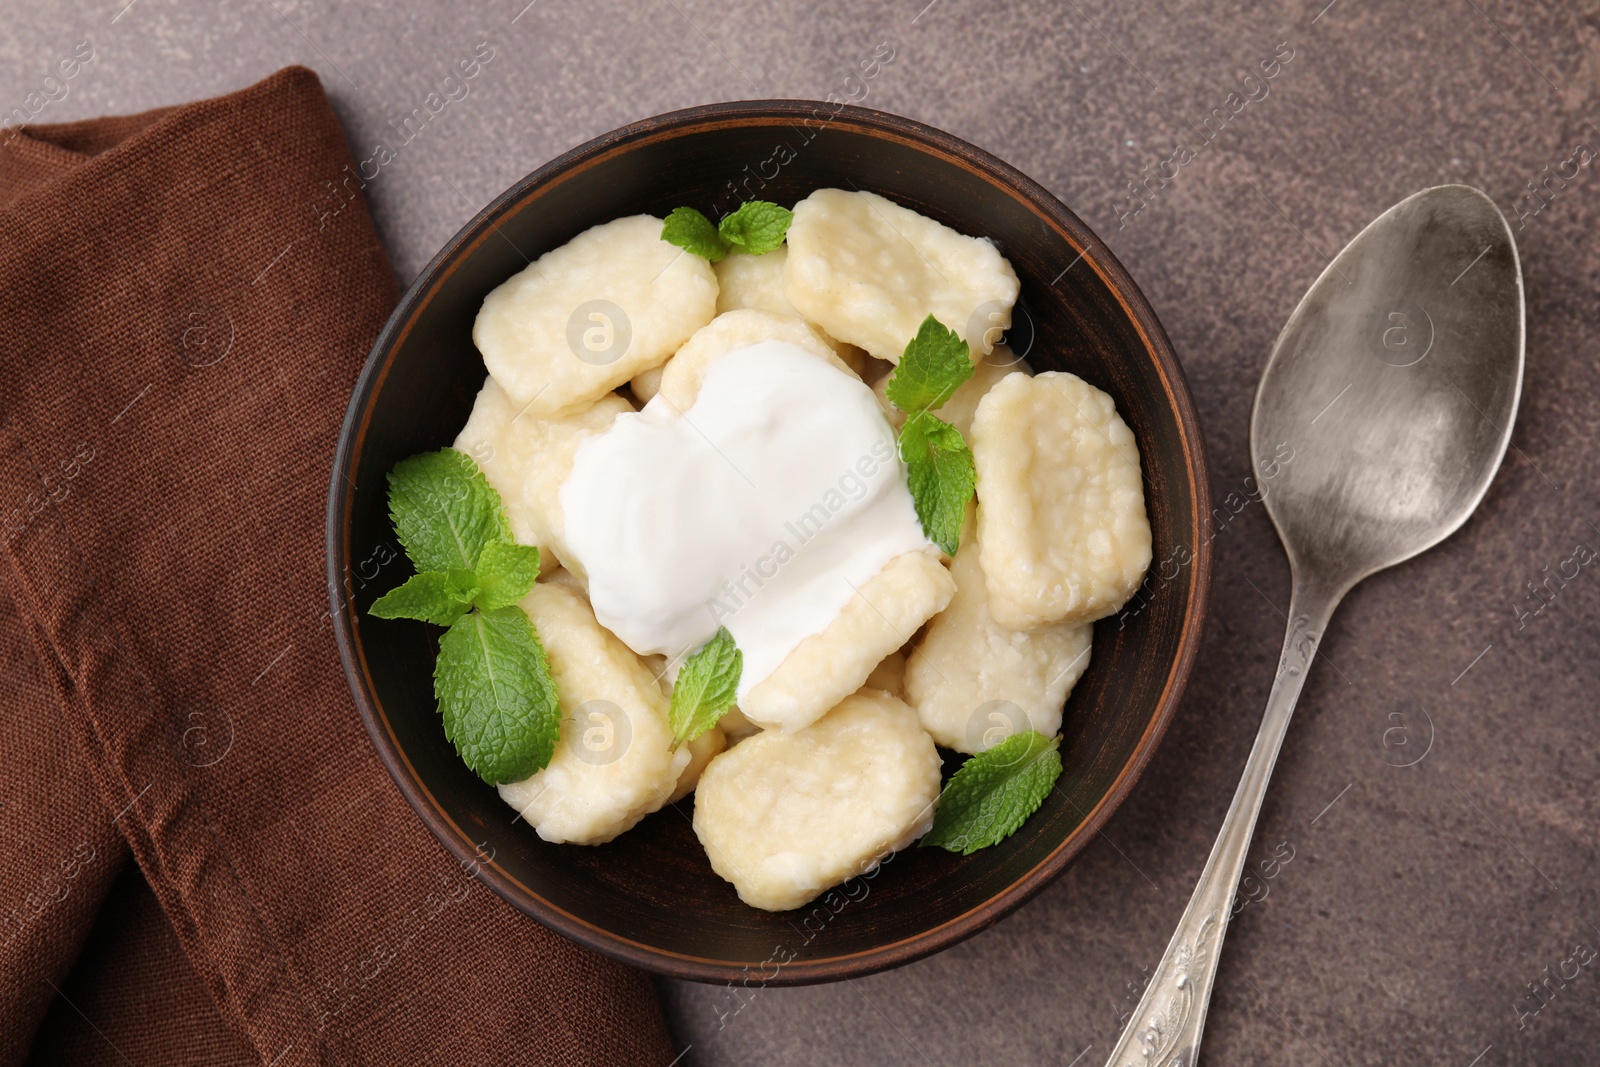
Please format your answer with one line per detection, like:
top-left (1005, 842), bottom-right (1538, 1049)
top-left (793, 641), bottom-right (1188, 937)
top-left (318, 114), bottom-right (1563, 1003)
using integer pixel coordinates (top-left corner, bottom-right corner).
top-left (1103, 184), bottom-right (1524, 1066)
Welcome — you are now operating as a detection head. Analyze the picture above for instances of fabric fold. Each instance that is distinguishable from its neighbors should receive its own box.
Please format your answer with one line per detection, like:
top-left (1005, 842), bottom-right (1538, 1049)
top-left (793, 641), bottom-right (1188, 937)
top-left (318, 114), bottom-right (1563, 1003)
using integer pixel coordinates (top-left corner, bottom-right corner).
top-left (0, 66), bottom-right (672, 1066)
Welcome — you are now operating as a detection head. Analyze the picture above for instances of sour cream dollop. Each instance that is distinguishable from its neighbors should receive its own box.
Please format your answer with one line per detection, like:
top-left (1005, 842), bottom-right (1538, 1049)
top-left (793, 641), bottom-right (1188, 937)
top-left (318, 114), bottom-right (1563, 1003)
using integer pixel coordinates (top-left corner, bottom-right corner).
top-left (560, 342), bottom-right (931, 697)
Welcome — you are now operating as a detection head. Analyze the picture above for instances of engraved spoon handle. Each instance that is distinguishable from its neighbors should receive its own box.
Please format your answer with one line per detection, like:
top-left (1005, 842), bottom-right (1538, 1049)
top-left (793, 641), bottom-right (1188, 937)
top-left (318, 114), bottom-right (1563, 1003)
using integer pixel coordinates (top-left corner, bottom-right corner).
top-left (1102, 571), bottom-right (1344, 1067)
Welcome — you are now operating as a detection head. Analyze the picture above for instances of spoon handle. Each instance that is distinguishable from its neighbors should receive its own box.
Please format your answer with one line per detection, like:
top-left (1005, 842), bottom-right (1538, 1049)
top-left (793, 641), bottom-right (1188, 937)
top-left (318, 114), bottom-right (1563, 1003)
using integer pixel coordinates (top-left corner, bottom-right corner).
top-left (1102, 573), bottom-right (1343, 1067)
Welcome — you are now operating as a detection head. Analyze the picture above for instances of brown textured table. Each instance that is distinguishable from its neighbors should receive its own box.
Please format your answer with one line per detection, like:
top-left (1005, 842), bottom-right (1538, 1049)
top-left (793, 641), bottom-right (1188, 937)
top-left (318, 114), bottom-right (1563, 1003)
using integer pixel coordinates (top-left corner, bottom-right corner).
top-left (7, 1), bottom-right (1598, 1062)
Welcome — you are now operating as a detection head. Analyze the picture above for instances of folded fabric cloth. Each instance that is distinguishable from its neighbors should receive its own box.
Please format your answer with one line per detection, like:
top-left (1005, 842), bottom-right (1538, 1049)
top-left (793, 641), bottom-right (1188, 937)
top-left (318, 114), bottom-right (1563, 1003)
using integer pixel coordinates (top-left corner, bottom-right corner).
top-left (0, 67), bottom-right (673, 1066)
top-left (26, 862), bottom-right (259, 1064)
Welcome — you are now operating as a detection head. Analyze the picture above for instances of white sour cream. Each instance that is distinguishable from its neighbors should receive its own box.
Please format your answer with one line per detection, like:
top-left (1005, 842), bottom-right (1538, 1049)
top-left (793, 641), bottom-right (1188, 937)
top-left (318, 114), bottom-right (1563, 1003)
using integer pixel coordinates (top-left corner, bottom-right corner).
top-left (560, 342), bottom-right (931, 697)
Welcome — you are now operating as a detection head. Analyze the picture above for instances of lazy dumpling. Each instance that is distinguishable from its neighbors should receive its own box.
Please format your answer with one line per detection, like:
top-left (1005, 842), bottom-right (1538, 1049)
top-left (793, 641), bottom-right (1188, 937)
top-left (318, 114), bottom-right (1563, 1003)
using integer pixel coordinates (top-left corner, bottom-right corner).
top-left (474, 215), bottom-right (717, 416)
top-left (668, 726), bottom-right (726, 804)
top-left (905, 507), bottom-right (1092, 752)
top-left (783, 189), bottom-right (1019, 363)
top-left (972, 372), bottom-right (1152, 629)
top-left (692, 689), bottom-right (941, 911)
top-left (715, 246), bottom-right (800, 318)
top-left (453, 375), bottom-right (546, 552)
top-left (509, 393), bottom-right (633, 577)
top-left (652, 308), bottom-right (855, 412)
top-left (739, 548), bottom-right (954, 733)
top-left (497, 581), bottom-right (689, 844)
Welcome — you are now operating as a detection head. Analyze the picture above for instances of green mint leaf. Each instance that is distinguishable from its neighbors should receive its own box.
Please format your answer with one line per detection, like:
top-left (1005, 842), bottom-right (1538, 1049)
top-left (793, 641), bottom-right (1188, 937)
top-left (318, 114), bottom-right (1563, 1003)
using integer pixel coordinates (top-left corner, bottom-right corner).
top-left (669, 627), bottom-right (742, 745)
top-left (386, 448), bottom-right (510, 573)
top-left (472, 541), bottom-right (541, 610)
top-left (899, 412), bottom-right (976, 555)
top-left (920, 731), bottom-right (1062, 855)
top-left (370, 569), bottom-right (479, 626)
top-left (717, 200), bottom-right (793, 255)
top-left (662, 206), bottom-right (731, 262)
top-left (885, 315), bottom-right (973, 415)
top-left (435, 605), bottom-right (561, 785)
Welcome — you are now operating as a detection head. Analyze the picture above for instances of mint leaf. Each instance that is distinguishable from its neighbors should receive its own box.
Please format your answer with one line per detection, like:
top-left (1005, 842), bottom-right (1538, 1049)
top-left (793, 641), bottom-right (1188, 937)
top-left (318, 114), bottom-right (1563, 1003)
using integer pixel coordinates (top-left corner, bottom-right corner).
top-left (920, 731), bottom-right (1062, 855)
top-left (375, 451), bottom-right (559, 787)
top-left (899, 412), bottom-right (975, 555)
top-left (663, 201), bottom-right (792, 261)
top-left (669, 627), bottom-right (742, 745)
top-left (387, 448), bottom-right (509, 573)
top-left (885, 315), bottom-right (973, 415)
top-left (662, 206), bottom-right (730, 262)
top-left (717, 200), bottom-right (793, 255)
top-left (435, 606), bottom-right (561, 785)
top-left (370, 569), bottom-right (478, 626)
top-left (473, 541), bottom-right (541, 610)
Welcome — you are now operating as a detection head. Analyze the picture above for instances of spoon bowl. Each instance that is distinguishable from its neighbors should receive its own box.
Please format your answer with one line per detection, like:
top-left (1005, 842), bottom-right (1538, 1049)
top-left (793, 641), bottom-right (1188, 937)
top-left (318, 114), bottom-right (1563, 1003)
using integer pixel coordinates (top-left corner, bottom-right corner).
top-left (1252, 184), bottom-right (1524, 588)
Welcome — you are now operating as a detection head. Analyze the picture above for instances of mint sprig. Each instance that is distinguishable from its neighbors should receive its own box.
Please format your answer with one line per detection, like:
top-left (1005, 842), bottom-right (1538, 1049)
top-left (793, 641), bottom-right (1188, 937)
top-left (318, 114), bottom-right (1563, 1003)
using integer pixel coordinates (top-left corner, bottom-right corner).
top-left (436, 606), bottom-right (561, 784)
top-left (371, 569), bottom-right (478, 626)
top-left (884, 315), bottom-right (974, 414)
top-left (369, 447), bottom-right (560, 786)
top-left (386, 448), bottom-right (509, 572)
top-left (669, 627), bottom-right (742, 745)
top-left (899, 413), bottom-right (975, 556)
top-left (472, 540), bottom-right (542, 610)
top-left (718, 200), bottom-right (792, 255)
top-left (920, 731), bottom-right (1062, 855)
top-left (661, 200), bottom-right (793, 262)
top-left (662, 207), bottom-right (729, 262)
top-left (886, 315), bottom-right (979, 555)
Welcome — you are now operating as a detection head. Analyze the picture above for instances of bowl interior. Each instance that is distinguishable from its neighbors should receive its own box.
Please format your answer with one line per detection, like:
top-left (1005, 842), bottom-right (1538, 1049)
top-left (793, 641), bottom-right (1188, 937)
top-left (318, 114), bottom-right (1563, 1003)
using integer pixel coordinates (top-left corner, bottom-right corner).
top-left (330, 103), bottom-right (1209, 984)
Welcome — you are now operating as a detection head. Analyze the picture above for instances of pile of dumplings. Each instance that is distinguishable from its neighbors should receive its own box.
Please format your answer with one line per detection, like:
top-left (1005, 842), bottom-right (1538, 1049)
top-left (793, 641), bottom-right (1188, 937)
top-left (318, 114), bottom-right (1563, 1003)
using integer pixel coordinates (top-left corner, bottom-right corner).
top-left (454, 188), bottom-right (1152, 912)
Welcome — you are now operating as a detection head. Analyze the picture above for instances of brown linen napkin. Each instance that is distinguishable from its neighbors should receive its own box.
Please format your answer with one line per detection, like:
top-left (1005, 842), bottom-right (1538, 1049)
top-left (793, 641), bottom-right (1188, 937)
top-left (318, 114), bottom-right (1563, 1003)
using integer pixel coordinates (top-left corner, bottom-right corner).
top-left (26, 862), bottom-right (258, 1065)
top-left (0, 66), bottom-right (674, 1066)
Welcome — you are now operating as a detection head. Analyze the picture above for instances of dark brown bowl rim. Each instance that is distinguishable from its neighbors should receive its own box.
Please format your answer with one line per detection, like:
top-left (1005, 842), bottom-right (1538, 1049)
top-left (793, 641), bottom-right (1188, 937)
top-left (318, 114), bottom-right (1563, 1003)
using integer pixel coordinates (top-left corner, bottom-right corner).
top-left (327, 99), bottom-right (1212, 985)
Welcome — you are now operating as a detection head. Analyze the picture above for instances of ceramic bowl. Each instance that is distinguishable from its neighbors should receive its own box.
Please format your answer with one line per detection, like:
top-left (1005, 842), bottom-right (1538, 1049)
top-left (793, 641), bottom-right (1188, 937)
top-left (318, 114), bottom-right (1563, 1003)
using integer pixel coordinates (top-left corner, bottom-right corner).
top-left (327, 100), bottom-right (1211, 984)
